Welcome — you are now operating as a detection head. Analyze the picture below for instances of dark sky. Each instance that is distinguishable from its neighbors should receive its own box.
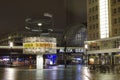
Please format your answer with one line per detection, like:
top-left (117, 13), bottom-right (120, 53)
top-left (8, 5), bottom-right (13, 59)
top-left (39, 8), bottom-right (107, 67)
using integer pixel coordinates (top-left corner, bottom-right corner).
top-left (0, 0), bottom-right (86, 36)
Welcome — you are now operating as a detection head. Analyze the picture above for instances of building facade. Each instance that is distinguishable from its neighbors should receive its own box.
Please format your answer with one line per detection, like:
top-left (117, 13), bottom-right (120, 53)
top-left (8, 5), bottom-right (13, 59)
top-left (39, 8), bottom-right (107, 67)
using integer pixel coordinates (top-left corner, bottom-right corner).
top-left (86, 0), bottom-right (120, 65)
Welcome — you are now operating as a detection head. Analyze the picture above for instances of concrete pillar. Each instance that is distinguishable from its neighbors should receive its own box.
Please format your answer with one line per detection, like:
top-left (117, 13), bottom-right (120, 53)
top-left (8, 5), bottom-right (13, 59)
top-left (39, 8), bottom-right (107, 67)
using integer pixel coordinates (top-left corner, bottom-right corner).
top-left (36, 54), bottom-right (43, 69)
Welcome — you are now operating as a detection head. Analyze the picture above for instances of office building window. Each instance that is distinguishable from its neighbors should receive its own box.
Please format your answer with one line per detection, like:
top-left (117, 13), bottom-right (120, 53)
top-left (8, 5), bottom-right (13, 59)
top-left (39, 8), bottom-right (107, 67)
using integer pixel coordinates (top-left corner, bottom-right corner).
top-left (89, 8), bottom-right (91, 13)
top-left (93, 16), bottom-right (95, 21)
top-left (114, 18), bottom-right (117, 24)
top-left (94, 0), bottom-right (97, 2)
top-left (89, 35), bottom-right (91, 40)
top-left (96, 32), bottom-right (99, 38)
top-left (89, 26), bottom-right (92, 30)
top-left (93, 33), bottom-right (95, 39)
top-left (118, 7), bottom-right (120, 13)
top-left (89, 16), bottom-right (91, 22)
top-left (114, 28), bottom-right (117, 34)
top-left (93, 24), bottom-right (95, 29)
top-left (95, 6), bottom-right (98, 11)
top-left (118, 17), bottom-right (120, 23)
top-left (96, 23), bottom-right (98, 29)
top-left (113, 8), bottom-right (117, 14)
top-left (96, 14), bottom-right (98, 20)
top-left (92, 7), bottom-right (94, 12)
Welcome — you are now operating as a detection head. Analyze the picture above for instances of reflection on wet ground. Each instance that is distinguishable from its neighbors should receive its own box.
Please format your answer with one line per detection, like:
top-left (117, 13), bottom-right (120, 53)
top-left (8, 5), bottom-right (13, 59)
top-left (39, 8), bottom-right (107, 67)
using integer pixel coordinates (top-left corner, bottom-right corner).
top-left (0, 65), bottom-right (120, 80)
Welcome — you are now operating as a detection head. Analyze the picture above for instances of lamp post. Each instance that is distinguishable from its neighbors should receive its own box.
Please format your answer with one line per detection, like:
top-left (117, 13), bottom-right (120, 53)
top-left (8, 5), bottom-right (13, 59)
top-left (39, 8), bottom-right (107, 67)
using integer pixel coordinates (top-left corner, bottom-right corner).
top-left (9, 41), bottom-right (13, 65)
top-left (9, 41), bottom-right (13, 48)
top-left (63, 35), bottom-right (67, 68)
top-left (84, 43), bottom-right (88, 67)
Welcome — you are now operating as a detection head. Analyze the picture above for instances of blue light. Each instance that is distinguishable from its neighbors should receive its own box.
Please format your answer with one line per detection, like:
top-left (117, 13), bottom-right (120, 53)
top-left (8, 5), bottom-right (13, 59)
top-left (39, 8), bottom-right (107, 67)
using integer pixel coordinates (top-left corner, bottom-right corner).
top-left (47, 54), bottom-right (57, 59)
top-left (46, 54), bottom-right (57, 64)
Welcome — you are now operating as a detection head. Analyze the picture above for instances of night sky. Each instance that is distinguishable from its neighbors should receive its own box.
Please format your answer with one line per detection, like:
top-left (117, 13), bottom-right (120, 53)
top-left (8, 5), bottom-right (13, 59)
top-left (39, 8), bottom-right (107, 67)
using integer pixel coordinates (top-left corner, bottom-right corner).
top-left (0, 0), bottom-right (86, 36)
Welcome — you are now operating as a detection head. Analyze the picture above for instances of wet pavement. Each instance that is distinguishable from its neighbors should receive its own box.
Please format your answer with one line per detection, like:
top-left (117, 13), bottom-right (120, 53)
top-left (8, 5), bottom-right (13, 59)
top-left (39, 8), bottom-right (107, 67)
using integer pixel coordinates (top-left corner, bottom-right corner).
top-left (0, 65), bottom-right (120, 80)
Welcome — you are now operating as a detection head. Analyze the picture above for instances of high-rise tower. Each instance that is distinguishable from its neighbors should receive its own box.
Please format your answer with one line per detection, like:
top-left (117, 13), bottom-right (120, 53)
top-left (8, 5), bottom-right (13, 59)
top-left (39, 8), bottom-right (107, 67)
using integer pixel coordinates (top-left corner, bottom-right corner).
top-left (87, 0), bottom-right (120, 40)
top-left (86, 0), bottom-right (120, 65)
top-left (87, 0), bottom-right (109, 40)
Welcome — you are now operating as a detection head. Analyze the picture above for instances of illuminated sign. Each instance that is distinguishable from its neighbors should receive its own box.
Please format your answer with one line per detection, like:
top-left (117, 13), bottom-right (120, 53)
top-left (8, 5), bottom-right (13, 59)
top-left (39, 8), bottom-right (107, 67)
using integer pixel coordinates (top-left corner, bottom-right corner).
top-left (57, 48), bottom-right (84, 53)
top-left (23, 37), bottom-right (56, 54)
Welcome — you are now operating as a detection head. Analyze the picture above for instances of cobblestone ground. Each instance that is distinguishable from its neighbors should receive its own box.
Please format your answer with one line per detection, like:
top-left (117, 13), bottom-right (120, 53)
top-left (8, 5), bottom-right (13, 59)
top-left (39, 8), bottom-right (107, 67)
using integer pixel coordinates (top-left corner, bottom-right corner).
top-left (0, 65), bottom-right (120, 80)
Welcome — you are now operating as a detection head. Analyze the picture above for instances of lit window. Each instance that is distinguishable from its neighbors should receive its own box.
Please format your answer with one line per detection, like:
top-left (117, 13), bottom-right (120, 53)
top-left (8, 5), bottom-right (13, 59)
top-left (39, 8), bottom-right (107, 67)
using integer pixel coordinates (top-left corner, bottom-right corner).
top-left (99, 0), bottom-right (109, 38)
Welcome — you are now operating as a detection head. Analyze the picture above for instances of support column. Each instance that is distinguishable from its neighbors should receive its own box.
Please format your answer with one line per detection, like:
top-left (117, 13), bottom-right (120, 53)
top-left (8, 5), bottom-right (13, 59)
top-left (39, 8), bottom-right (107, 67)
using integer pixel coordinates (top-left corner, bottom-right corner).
top-left (36, 54), bottom-right (43, 69)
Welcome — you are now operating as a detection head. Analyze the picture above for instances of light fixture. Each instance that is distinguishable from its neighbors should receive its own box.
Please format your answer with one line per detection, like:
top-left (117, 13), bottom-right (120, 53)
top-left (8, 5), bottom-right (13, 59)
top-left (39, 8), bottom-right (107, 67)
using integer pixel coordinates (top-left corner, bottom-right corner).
top-left (9, 41), bottom-right (13, 48)
top-left (38, 23), bottom-right (42, 26)
top-left (85, 44), bottom-right (88, 49)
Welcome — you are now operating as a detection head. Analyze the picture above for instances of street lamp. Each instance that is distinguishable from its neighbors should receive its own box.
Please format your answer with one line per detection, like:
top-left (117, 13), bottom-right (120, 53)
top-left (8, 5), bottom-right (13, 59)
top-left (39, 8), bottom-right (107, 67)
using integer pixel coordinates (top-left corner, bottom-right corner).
top-left (63, 35), bottom-right (67, 68)
top-left (37, 23), bottom-right (42, 26)
top-left (9, 41), bottom-right (13, 48)
top-left (84, 43), bottom-right (88, 67)
top-left (9, 41), bottom-right (14, 65)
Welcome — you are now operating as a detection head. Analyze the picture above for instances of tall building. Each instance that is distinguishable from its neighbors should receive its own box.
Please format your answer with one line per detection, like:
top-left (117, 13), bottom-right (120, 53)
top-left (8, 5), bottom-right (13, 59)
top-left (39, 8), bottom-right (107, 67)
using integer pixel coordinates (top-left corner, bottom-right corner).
top-left (87, 0), bottom-right (120, 40)
top-left (86, 0), bottom-right (120, 65)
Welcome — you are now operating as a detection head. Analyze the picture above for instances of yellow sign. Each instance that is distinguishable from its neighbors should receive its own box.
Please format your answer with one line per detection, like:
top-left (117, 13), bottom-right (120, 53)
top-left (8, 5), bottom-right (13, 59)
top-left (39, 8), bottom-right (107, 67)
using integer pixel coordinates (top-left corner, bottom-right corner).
top-left (23, 42), bottom-right (56, 48)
